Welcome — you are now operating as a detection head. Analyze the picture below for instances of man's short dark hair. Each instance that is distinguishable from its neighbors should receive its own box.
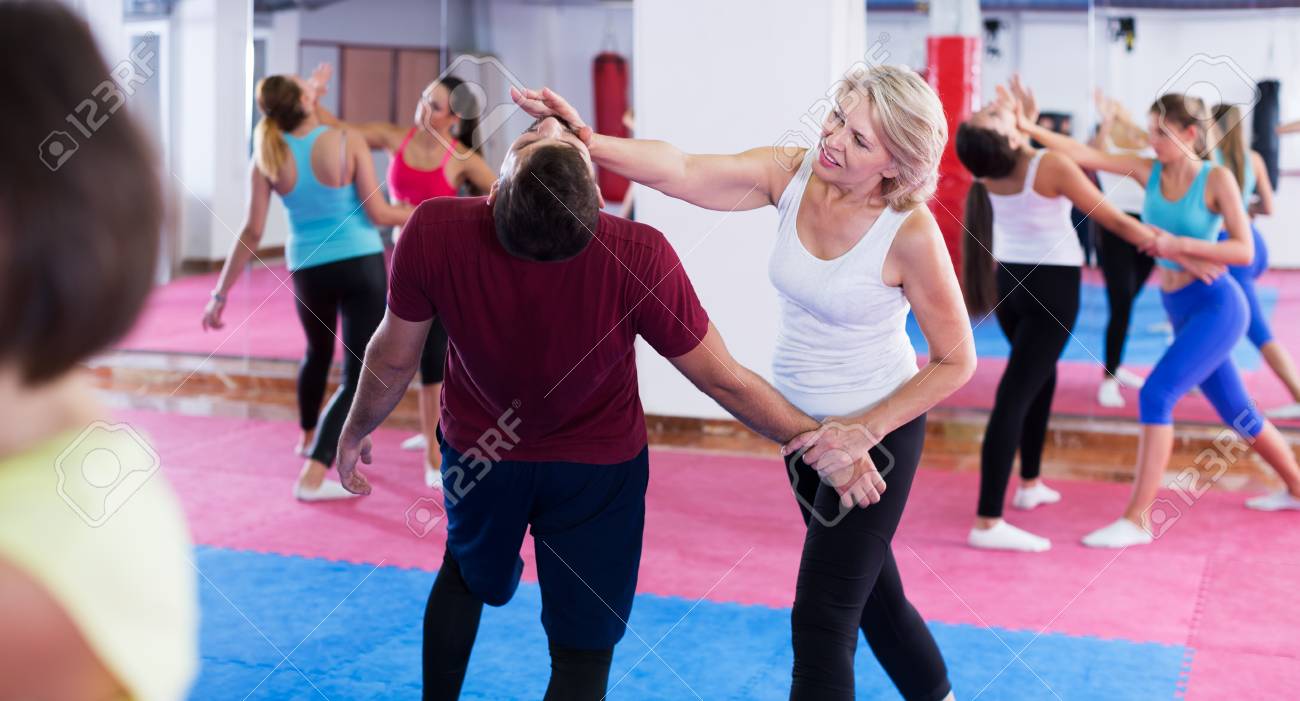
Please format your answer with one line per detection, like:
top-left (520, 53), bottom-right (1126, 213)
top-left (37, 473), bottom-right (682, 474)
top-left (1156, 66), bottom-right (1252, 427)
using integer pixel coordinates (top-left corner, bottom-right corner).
top-left (492, 144), bottom-right (599, 262)
top-left (0, 0), bottom-right (162, 385)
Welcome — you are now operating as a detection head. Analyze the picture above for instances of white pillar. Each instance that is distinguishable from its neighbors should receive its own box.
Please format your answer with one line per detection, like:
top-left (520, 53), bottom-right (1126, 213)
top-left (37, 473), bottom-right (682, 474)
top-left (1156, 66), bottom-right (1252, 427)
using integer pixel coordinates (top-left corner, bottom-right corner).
top-left (632, 0), bottom-right (867, 419)
top-left (928, 0), bottom-right (981, 36)
top-left (171, 0), bottom-right (252, 262)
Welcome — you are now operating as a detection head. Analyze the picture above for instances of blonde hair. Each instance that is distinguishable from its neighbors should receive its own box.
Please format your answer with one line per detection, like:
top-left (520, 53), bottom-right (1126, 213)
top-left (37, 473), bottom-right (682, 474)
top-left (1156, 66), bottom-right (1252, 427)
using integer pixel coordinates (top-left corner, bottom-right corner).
top-left (835, 65), bottom-right (948, 210)
top-left (1213, 103), bottom-right (1249, 190)
top-left (1150, 93), bottom-right (1216, 160)
top-left (254, 75), bottom-right (306, 183)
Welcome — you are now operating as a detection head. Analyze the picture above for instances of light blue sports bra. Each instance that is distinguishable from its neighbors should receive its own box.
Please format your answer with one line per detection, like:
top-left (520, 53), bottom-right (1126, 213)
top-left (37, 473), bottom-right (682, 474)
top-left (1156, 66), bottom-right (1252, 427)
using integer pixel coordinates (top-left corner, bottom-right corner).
top-left (280, 126), bottom-right (383, 272)
top-left (1143, 160), bottom-right (1222, 271)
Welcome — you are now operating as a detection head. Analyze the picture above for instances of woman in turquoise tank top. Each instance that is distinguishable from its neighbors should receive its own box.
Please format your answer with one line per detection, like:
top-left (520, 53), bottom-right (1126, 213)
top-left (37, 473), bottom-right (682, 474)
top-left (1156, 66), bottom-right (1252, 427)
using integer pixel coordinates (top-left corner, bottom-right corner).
top-left (1017, 78), bottom-right (1300, 546)
top-left (201, 68), bottom-right (413, 501)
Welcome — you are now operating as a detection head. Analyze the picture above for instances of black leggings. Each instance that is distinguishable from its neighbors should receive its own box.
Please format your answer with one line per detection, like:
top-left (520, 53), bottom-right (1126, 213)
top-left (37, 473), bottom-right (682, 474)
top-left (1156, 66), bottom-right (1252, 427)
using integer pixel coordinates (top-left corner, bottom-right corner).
top-left (977, 263), bottom-right (1080, 518)
top-left (1098, 215), bottom-right (1156, 375)
top-left (419, 319), bottom-right (449, 386)
top-left (423, 551), bottom-right (612, 701)
top-left (787, 415), bottom-right (951, 701)
top-left (291, 253), bottom-right (387, 467)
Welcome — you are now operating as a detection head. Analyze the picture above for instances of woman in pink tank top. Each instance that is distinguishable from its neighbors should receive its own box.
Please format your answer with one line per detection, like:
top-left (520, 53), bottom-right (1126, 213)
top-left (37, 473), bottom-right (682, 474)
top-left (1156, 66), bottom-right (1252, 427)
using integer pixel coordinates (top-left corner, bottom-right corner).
top-left (320, 71), bottom-right (497, 488)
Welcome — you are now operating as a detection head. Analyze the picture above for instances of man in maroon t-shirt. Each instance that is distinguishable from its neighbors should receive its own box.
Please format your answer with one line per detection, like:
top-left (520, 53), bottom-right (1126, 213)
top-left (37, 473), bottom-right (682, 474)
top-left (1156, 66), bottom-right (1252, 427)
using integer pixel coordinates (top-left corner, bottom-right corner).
top-left (334, 117), bottom-right (834, 699)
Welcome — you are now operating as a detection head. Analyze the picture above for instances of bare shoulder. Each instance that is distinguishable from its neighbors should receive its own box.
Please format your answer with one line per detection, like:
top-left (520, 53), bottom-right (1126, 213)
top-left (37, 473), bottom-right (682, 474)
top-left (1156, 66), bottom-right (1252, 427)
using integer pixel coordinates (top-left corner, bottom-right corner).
top-left (0, 558), bottom-right (119, 698)
top-left (750, 145), bottom-right (805, 206)
top-left (883, 206), bottom-right (946, 286)
top-left (1038, 149), bottom-right (1080, 176)
top-left (894, 205), bottom-right (942, 248)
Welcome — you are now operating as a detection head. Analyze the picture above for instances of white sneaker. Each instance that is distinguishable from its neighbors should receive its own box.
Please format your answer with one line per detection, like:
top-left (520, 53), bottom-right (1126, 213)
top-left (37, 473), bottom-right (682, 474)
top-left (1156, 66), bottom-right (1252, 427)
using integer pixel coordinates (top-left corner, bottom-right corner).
top-left (401, 433), bottom-right (428, 451)
top-left (1082, 518), bottom-right (1152, 548)
top-left (1098, 378), bottom-right (1125, 408)
top-left (1013, 482), bottom-right (1062, 510)
top-left (294, 478), bottom-right (362, 502)
top-left (1265, 402), bottom-right (1300, 420)
top-left (968, 520), bottom-right (1051, 552)
top-left (1114, 367), bottom-right (1146, 389)
top-left (1245, 490), bottom-right (1300, 511)
top-left (425, 459), bottom-right (443, 489)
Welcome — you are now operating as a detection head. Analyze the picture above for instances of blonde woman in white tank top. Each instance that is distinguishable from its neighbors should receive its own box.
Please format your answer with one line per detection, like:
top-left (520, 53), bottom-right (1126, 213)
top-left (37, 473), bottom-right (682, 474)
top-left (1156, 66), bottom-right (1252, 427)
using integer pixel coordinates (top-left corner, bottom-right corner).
top-left (956, 85), bottom-right (1223, 553)
top-left (513, 67), bottom-right (973, 701)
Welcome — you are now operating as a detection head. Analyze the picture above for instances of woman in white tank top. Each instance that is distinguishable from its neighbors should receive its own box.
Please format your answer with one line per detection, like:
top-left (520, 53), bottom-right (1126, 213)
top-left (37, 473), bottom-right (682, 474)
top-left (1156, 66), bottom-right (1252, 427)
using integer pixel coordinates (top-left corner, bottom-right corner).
top-left (513, 66), bottom-right (972, 701)
top-left (956, 85), bottom-right (1222, 553)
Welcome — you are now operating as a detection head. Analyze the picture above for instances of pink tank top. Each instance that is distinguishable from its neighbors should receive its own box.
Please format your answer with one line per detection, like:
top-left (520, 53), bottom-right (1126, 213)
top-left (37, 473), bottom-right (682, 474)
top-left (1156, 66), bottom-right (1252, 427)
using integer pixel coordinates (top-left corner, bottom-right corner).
top-left (387, 127), bottom-right (458, 204)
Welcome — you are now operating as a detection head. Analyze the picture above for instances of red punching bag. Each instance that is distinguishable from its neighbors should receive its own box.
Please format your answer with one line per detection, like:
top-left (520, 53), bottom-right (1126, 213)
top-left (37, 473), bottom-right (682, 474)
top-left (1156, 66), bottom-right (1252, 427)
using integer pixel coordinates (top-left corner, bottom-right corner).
top-left (593, 52), bottom-right (630, 202)
top-left (926, 36), bottom-right (980, 276)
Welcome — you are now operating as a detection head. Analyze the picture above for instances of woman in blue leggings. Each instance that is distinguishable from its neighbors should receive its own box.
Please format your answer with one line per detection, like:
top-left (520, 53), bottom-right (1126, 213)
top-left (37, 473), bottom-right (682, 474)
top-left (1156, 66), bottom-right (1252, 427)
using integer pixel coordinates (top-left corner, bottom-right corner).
top-left (1211, 105), bottom-right (1300, 418)
top-left (1013, 77), bottom-right (1300, 545)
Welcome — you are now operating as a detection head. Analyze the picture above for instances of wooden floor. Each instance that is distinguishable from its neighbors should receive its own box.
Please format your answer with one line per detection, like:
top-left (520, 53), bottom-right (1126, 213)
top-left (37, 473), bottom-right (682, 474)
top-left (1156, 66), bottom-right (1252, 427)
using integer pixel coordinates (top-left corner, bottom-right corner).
top-left (88, 349), bottom-right (1296, 494)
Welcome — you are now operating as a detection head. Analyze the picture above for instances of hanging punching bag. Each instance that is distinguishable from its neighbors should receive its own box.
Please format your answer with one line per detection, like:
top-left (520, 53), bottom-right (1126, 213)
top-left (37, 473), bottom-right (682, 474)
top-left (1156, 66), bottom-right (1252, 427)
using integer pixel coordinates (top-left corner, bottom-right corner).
top-left (593, 52), bottom-right (630, 203)
top-left (1252, 79), bottom-right (1281, 191)
top-left (926, 36), bottom-right (980, 275)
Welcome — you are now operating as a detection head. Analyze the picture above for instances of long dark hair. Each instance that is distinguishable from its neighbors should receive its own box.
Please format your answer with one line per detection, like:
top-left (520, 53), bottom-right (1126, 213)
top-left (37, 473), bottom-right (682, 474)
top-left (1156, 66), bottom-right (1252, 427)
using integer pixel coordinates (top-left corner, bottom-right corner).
top-left (954, 122), bottom-right (1019, 315)
top-left (439, 76), bottom-right (480, 153)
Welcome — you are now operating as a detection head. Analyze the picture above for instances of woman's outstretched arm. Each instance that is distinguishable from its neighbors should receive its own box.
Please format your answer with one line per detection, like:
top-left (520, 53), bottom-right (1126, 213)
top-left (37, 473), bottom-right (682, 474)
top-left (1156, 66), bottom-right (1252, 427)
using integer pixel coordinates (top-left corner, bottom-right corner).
top-left (512, 87), bottom-right (786, 212)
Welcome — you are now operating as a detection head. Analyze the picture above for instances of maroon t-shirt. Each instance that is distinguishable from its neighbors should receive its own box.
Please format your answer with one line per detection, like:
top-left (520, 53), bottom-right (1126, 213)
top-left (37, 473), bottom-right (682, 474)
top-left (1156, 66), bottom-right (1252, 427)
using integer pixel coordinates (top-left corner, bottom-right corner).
top-left (388, 196), bottom-right (710, 464)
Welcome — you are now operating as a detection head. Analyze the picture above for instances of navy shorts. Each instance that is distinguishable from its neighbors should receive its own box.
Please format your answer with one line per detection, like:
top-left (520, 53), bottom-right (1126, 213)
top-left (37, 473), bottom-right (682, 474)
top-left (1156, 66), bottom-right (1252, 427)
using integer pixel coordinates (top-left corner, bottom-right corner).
top-left (440, 440), bottom-right (650, 650)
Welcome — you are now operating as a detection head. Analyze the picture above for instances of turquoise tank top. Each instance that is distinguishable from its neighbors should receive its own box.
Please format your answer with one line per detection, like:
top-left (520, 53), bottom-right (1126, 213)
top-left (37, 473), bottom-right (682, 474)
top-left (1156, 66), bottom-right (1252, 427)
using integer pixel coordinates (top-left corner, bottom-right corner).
top-left (1143, 160), bottom-right (1222, 271)
top-left (280, 126), bottom-right (383, 271)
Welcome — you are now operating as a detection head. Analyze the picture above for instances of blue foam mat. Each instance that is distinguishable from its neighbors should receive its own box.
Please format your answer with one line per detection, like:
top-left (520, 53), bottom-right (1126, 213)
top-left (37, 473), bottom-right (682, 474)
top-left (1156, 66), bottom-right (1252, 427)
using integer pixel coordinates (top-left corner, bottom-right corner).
top-left (906, 282), bottom-right (1276, 371)
top-left (191, 546), bottom-right (1188, 700)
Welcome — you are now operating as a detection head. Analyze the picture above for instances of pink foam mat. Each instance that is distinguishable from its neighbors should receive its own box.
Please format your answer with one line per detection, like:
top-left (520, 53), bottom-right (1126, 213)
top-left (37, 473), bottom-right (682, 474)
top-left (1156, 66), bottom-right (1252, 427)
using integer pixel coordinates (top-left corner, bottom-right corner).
top-left (109, 407), bottom-right (1300, 657)
top-left (118, 264), bottom-right (332, 361)
top-left (118, 265), bottom-right (1300, 430)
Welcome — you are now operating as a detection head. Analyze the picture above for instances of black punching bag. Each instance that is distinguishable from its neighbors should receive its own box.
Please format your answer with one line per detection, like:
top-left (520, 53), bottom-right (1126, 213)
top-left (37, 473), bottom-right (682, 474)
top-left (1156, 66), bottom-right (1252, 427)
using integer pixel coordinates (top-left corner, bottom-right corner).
top-left (1252, 80), bottom-right (1281, 191)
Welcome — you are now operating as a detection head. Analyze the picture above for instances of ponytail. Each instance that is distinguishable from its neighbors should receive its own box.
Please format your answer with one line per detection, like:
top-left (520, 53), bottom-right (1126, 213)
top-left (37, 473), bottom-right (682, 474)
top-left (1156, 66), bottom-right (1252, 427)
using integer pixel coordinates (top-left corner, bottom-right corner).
top-left (254, 116), bottom-right (289, 183)
top-left (961, 181), bottom-right (998, 316)
top-left (253, 74), bottom-right (307, 183)
top-left (1213, 103), bottom-right (1249, 189)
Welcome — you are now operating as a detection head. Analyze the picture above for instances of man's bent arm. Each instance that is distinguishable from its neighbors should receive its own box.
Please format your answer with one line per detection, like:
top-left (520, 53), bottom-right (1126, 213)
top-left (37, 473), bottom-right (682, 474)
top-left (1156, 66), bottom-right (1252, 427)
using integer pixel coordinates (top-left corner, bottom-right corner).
top-left (340, 311), bottom-right (430, 446)
top-left (669, 323), bottom-right (818, 444)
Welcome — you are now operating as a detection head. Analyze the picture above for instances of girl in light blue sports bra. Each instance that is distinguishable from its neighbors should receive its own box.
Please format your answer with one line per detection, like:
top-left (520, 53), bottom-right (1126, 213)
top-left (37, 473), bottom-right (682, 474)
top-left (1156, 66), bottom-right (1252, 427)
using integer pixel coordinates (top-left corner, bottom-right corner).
top-left (201, 69), bottom-right (413, 501)
top-left (1016, 81), bottom-right (1300, 546)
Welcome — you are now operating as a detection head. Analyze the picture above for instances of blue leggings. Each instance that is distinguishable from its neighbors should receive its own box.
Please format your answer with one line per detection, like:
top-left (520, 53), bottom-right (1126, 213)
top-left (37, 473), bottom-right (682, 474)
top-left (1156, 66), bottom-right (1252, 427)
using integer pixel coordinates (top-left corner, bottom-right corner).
top-left (1139, 275), bottom-right (1264, 437)
top-left (1219, 225), bottom-right (1272, 347)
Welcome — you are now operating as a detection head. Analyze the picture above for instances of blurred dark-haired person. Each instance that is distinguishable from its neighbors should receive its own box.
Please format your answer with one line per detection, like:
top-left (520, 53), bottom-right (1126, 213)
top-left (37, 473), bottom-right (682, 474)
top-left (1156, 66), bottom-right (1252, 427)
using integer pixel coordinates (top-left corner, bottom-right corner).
top-left (955, 82), bottom-right (1215, 553)
top-left (1020, 76), bottom-right (1300, 544)
top-left (201, 65), bottom-right (413, 501)
top-left (318, 66), bottom-right (498, 488)
top-left (332, 116), bottom-right (877, 700)
top-left (0, 2), bottom-right (196, 699)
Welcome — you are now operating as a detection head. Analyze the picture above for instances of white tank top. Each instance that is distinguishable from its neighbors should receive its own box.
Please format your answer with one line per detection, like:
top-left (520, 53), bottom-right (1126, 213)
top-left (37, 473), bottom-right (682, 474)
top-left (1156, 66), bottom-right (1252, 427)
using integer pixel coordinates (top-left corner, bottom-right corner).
top-left (768, 148), bottom-right (919, 420)
top-left (988, 150), bottom-right (1084, 267)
